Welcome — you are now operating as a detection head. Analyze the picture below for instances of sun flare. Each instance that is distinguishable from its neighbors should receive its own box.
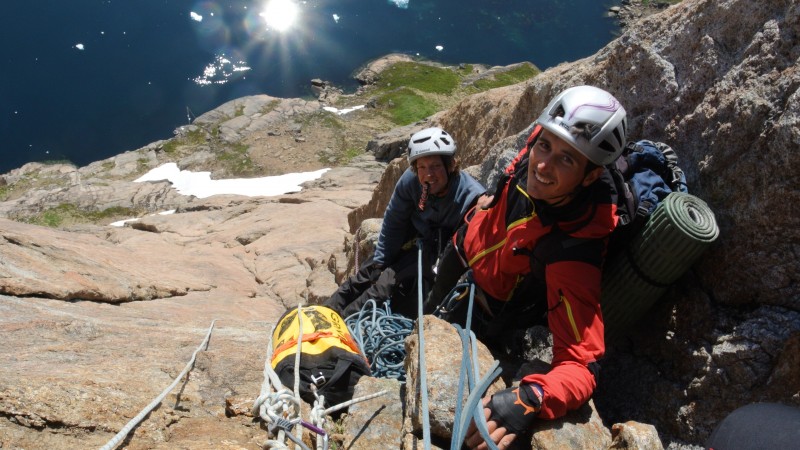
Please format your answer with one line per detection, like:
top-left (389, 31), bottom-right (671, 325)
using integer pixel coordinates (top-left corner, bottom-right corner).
top-left (261, 0), bottom-right (300, 32)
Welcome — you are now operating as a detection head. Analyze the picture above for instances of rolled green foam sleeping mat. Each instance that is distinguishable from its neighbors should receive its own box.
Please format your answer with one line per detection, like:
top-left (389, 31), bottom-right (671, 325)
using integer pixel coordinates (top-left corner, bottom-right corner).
top-left (601, 192), bottom-right (719, 341)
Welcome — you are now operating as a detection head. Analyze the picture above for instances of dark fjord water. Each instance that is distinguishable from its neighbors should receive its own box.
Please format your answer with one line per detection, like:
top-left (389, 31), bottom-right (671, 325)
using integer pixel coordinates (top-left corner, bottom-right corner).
top-left (1, 0), bottom-right (619, 174)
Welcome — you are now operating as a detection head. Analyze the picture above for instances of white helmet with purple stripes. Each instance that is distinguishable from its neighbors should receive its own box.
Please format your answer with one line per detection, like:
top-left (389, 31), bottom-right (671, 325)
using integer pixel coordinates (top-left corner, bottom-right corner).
top-left (535, 85), bottom-right (628, 166)
top-left (407, 127), bottom-right (457, 164)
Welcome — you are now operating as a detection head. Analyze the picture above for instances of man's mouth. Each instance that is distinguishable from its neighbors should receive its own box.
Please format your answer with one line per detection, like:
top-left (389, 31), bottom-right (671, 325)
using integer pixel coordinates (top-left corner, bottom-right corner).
top-left (534, 172), bottom-right (554, 185)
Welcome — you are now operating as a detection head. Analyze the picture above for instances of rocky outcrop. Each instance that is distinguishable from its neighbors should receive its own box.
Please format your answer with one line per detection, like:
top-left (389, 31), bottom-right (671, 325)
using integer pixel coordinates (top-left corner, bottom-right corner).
top-left (354, 53), bottom-right (416, 86)
top-left (347, 157), bottom-right (408, 233)
top-left (190, 95), bottom-right (320, 144)
top-left (338, 318), bottom-right (662, 450)
top-left (0, 157), bottom-right (385, 449)
top-left (453, 2), bottom-right (798, 447)
top-left (608, 0), bottom-right (671, 29)
top-left (340, 0), bottom-right (800, 445)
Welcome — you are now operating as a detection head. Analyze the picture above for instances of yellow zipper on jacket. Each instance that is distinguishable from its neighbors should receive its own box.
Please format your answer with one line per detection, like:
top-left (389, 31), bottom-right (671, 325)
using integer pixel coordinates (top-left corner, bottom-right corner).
top-left (468, 183), bottom-right (536, 267)
top-left (468, 238), bottom-right (508, 266)
top-left (559, 289), bottom-right (582, 343)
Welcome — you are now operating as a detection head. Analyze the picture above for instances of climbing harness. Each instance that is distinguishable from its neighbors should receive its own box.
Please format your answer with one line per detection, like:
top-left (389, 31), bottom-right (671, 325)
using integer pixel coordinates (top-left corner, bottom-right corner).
top-left (99, 320), bottom-right (218, 450)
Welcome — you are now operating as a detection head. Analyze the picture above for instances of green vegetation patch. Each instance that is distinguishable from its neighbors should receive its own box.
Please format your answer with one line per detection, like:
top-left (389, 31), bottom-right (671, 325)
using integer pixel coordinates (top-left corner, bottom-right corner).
top-left (378, 88), bottom-right (439, 125)
top-left (136, 158), bottom-right (151, 174)
top-left (217, 143), bottom-right (254, 175)
top-left (338, 147), bottom-right (363, 165)
top-left (38, 158), bottom-right (74, 166)
top-left (458, 64), bottom-right (475, 75)
top-left (22, 204), bottom-right (143, 227)
top-left (376, 62), bottom-right (460, 95)
top-left (162, 127), bottom-right (209, 154)
top-left (302, 110), bottom-right (344, 131)
top-left (0, 171), bottom-right (77, 202)
top-left (260, 99), bottom-right (281, 114)
top-left (472, 63), bottom-right (539, 91)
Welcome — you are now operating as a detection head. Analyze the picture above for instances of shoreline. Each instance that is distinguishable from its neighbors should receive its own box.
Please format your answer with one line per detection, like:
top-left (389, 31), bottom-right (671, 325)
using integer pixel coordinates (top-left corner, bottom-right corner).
top-left (608, 0), bottom-right (673, 28)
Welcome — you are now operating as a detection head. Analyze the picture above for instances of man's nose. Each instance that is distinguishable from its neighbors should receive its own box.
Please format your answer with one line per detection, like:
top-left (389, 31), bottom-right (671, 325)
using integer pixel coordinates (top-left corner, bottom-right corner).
top-left (537, 157), bottom-right (550, 171)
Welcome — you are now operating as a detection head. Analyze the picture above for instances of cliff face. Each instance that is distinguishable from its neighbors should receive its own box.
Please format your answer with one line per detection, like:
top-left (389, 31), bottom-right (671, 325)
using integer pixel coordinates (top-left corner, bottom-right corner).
top-left (334, 0), bottom-right (800, 443)
top-left (429, 0), bottom-right (800, 442)
top-left (0, 0), bottom-right (798, 448)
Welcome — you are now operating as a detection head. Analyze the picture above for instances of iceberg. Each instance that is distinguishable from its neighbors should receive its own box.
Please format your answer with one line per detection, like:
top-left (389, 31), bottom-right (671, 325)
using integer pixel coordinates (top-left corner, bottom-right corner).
top-left (389, 0), bottom-right (409, 9)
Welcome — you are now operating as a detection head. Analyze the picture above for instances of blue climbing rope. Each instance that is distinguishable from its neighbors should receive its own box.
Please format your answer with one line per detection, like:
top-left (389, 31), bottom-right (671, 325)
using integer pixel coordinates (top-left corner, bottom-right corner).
top-left (343, 240), bottom-right (502, 449)
top-left (416, 239), bottom-right (432, 450)
top-left (441, 272), bottom-right (503, 450)
top-left (345, 299), bottom-right (414, 380)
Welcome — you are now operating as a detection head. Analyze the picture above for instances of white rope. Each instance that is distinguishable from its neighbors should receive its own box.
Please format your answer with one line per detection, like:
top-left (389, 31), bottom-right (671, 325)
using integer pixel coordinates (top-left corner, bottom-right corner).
top-left (99, 320), bottom-right (217, 450)
top-left (254, 303), bottom-right (391, 450)
top-left (253, 304), bottom-right (307, 450)
top-left (291, 303), bottom-right (305, 447)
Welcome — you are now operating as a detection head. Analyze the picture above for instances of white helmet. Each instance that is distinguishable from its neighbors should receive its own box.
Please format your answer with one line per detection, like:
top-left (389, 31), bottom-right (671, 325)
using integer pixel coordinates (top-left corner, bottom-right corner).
top-left (535, 85), bottom-right (628, 166)
top-left (407, 127), bottom-right (456, 164)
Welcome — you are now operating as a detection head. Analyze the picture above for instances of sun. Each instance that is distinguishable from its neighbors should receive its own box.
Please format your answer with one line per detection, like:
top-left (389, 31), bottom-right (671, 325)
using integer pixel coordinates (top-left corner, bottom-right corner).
top-left (261, 0), bottom-right (300, 32)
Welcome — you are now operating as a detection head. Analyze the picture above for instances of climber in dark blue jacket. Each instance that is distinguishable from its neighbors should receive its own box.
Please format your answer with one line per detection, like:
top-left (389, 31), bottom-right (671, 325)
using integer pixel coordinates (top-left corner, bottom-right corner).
top-left (324, 126), bottom-right (488, 318)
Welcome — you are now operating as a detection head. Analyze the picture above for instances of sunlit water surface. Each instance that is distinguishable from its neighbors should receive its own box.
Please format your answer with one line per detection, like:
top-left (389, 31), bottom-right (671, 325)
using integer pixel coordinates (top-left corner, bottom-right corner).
top-left (0, 0), bottom-right (619, 173)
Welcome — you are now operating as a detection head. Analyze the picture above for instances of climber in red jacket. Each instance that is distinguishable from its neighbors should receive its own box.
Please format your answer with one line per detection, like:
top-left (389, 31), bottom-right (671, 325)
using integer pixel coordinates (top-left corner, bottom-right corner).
top-left (426, 85), bottom-right (628, 449)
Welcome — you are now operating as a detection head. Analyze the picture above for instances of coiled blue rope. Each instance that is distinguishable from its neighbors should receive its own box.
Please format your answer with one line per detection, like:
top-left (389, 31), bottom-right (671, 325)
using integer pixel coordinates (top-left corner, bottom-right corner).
top-left (345, 299), bottom-right (415, 381)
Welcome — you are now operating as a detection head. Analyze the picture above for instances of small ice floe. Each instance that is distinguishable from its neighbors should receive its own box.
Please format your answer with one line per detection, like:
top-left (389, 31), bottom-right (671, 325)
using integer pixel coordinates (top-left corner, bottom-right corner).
top-left (333, 14), bottom-right (340, 23)
top-left (190, 11), bottom-right (203, 22)
top-left (389, 0), bottom-right (409, 9)
top-left (75, 43), bottom-right (85, 50)
top-left (435, 45), bottom-right (444, 51)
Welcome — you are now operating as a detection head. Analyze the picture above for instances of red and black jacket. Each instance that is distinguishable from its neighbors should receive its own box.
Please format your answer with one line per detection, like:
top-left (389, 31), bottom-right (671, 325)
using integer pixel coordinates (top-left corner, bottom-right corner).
top-left (460, 126), bottom-right (620, 419)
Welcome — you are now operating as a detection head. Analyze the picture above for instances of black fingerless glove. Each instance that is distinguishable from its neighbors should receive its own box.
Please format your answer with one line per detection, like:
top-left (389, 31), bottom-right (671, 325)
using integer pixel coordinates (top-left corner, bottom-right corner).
top-left (486, 384), bottom-right (543, 435)
top-left (368, 263), bottom-right (384, 283)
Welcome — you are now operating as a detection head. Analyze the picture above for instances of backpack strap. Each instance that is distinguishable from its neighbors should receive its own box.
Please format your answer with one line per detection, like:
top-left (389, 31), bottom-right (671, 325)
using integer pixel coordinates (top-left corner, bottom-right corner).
top-left (610, 142), bottom-right (640, 227)
top-left (318, 357), bottom-right (359, 394)
top-left (651, 141), bottom-right (688, 193)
